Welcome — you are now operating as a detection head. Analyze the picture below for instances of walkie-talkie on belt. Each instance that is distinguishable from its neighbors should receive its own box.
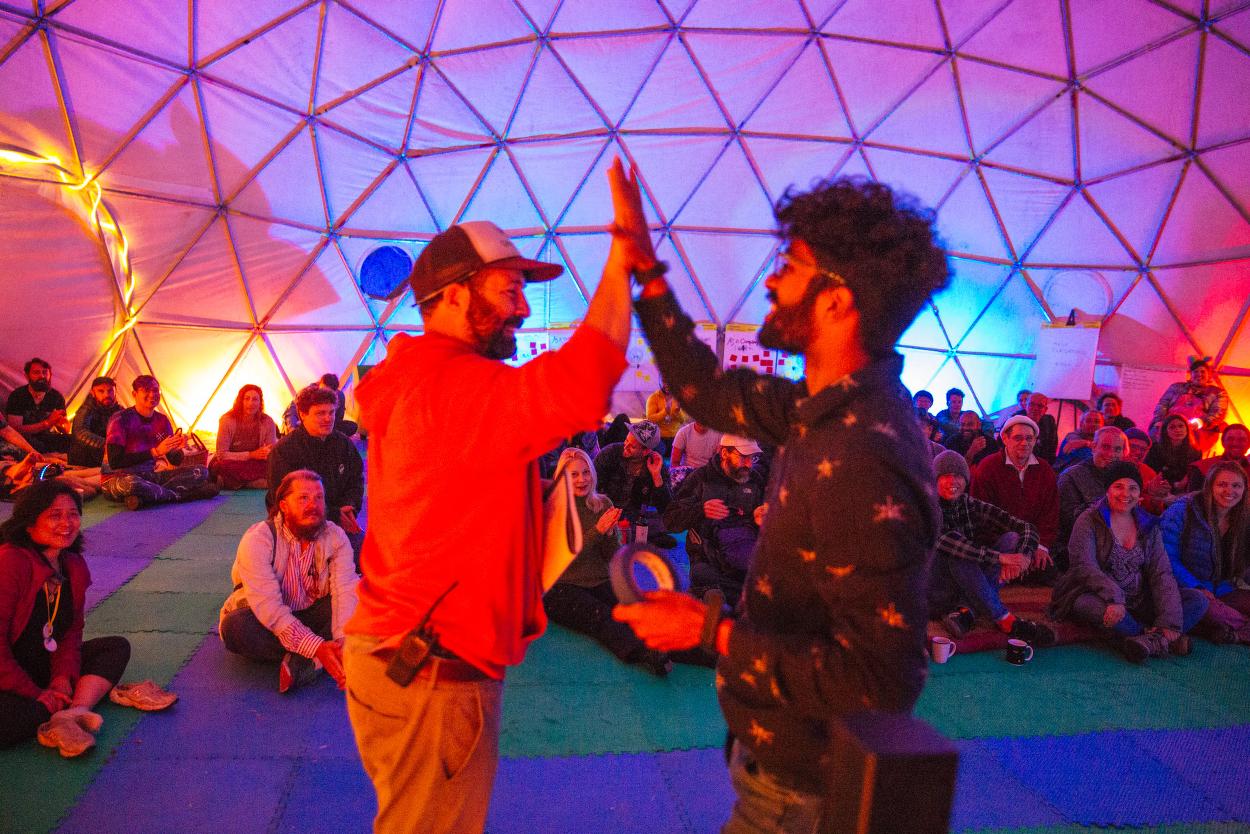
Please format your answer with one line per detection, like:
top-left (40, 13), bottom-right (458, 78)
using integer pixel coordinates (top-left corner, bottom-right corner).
top-left (385, 580), bottom-right (460, 687)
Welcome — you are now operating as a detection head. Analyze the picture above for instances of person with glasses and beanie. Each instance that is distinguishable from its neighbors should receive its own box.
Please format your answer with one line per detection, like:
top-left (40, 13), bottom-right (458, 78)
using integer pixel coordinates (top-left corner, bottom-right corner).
top-left (613, 174), bottom-right (949, 834)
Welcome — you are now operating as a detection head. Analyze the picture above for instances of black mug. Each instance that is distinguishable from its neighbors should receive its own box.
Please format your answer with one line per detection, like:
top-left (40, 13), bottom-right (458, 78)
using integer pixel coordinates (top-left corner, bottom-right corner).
top-left (1005, 638), bottom-right (1034, 665)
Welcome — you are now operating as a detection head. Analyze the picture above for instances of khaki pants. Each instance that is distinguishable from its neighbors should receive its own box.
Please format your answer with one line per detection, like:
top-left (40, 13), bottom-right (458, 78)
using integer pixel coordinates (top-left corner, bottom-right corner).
top-left (344, 634), bottom-right (503, 834)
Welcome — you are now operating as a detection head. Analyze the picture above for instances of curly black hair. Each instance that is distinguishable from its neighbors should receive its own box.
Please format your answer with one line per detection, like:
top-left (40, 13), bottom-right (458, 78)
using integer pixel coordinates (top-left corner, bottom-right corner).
top-left (774, 177), bottom-right (950, 356)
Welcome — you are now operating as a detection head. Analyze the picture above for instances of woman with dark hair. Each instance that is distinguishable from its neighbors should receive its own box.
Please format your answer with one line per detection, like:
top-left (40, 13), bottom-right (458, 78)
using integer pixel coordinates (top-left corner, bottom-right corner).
top-left (1051, 461), bottom-right (1208, 662)
top-left (542, 448), bottom-right (670, 676)
top-left (0, 481), bottom-right (130, 755)
top-left (1145, 413), bottom-right (1202, 493)
top-left (212, 384), bottom-right (279, 490)
top-left (1160, 461), bottom-right (1250, 643)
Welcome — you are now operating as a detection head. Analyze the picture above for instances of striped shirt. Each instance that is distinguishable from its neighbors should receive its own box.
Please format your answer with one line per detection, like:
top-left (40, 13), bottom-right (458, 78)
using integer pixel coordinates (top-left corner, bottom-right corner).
top-left (275, 525), bottom-right (329, 657)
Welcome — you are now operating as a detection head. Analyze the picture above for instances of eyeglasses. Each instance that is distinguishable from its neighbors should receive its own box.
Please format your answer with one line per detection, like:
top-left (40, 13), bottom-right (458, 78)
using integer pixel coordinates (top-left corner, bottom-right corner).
top-left (728, 449), bottom-right (762, 463)
top-left (776, 249), bottom-right (847, 289)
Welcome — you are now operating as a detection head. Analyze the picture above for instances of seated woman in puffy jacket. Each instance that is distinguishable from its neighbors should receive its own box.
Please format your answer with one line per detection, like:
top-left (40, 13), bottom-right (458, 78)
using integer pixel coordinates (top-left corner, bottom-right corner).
top-left (1050, 461), bottom-right (1208, 662)
top-left (1160, 461), bottom-right (1250, 644)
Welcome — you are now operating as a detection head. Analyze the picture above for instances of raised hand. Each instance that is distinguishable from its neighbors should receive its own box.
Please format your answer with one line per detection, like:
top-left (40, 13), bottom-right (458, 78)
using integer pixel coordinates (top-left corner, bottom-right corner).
top-left (607, 157), bottom-right (657, 274)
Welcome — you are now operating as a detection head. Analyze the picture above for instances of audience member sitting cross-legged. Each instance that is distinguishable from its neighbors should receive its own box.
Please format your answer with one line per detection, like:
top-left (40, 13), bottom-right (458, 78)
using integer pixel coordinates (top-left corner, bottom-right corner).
top-left (929, 451), bottom-right (1056, 646)
top-left (670, 420), bottom-right (722, 470)
top-left (0, 482), bottom-right (131, 756)
top-left (101, 376), bottom-right (217, 511)
top-left (1050, 461), bottom-right (1208, 662)
top-left (219, 470), bottom-right (358, 693)
top-left (1160, 461), bottom-right (1250, 645)
top-left (594, 420), bottom-right (675, 548)
top-left (211, 384), bottom-right (278, 490)
top-left (5, 358), bottom-right (71, 456)
top-left (67, 376), bottom-right (121, 468)
top-left (663, 434), bottom-right (767, 608)
top-left (971, 415), bottom-right (1059, 584)
top-left (268, 385), bottom-right (364, 557)
top-left (542, 449), bottom-right (671, 677)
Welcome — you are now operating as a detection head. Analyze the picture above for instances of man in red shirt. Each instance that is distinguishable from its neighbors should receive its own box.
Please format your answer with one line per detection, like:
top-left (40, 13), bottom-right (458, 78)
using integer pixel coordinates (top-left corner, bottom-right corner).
top-left (342, 163), bottom-right (635, 834)
top-left (970, 415), bottom-right (1058, 582)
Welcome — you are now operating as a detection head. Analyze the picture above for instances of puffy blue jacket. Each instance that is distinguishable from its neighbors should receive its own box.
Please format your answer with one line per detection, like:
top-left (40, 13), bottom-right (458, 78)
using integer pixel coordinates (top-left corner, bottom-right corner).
top-left (1159, 494), bottom-right (1235, 596)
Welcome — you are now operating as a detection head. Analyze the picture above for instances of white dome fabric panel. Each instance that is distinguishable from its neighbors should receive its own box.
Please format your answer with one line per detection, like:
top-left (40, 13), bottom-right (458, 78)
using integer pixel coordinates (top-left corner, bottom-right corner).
top-left (1, 0), bottom-right (1248, 426)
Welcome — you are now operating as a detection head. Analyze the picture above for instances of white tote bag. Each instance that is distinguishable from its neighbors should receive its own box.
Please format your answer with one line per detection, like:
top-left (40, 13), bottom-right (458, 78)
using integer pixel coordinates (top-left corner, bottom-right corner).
top-left (541, 457), bottom-right (584, 591)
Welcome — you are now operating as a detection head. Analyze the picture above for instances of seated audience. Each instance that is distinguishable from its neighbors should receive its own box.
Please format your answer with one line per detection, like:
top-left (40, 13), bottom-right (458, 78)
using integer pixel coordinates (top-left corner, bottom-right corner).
top-left (1056, 409), bottom-right (1105, 464)
top-left (268, 385), bottom-right (364, 551)
top-left (599, 413), bottom-right (632, 447)
top-left (1185, 423), bottom-right (1250, 493)
top-left (996, 389), bottom-right (1032, 429)
top-left (1120, 427), bottom-right (1172, 515)
top-left (1160, 462), bottom-right (1250, 644)
top-left (1098, 392), bottom-right (1135, 431)
top-left (219, 470), bottom-right (358, 692)
top-left (929, 451), bottom-right (1056, 645)
top-left (1, 454), bottom-right (100, 502)
top-left (67, 377), bottom-right (121, 468)
top-left (1149, 356), bottom-right (1228, 451)
top-left (282, 374), bottom-right (357, 437)
top-left (646, 384), bottom-right (685, 456)
top-left (971, 415), bottom-right (1058, 581)
top-left (1057, 427), bottom-right (1129, 571)
top-left (542, 449), bottom-right (670, 676)
top-left (670, 421), bottom-right (722, 469)
top-left (101, 376), bottom-right (216, 510)
top-left (944, 410), bottom-right (998, 466)
top-left (663, 434), bottom-right (767, 607)
top-left (212, 385), bottom-right (278, 490)
top-left (1051, 461), bottom-right (1207, 661)
top-left (934, 386), bottom-right (965, 439)
top-left (5, 358), bottom-right (71, 455)
top-left (1146, 413), bottom-right (1202, 493)
top-left (0, 422), bottom-right (39, 461)
top-left (594, 420), bottom-right (674, 547)
top-left (0, 482), bottom-right (131, 756)
top-left (1023, 391), bottom-right (1059, 462)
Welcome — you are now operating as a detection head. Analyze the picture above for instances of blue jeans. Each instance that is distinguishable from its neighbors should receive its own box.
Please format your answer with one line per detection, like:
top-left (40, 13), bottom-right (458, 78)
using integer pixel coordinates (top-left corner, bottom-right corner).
top-left (722, 741), bottom-right (823, 834)
top-left (928, 556), bottom-right (1009, 622)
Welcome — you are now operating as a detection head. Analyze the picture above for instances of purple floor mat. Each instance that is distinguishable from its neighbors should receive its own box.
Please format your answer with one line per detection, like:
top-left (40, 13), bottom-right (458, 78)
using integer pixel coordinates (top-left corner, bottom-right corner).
top-left (982, 731), bottom-right (1230, 826)
top-left (949, 740), bottom-right (1066, 830)
top-left (655, 748), bottom-right (735, 834)
top-left (83, 555), bottom-right (151, 611)
top-left (272, 758), bottom-right (376, 833)
top-left (488, 752), bottom-right (687, 834)
top-left (57, 756), bottom-right (296, 834)
top-left (1128, 725), bottom-right (1250, 822)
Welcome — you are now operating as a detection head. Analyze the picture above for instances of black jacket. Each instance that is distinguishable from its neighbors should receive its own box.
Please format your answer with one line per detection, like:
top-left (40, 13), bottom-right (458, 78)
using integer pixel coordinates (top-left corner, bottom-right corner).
top-left (664, 457), bottom-right (765, 566)
top-left (69, 399), bottom-right (121, 467)
top-left (637, 289), bottom-right (939, 794)
top-left (267, 427), bottom-right (363, 513)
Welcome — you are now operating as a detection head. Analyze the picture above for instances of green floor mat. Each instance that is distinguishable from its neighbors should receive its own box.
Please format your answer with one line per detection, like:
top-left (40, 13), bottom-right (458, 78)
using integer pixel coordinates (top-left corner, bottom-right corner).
top-left (153, 532), bottom-right (241, 562)
top-left (501, 625), bottom-right (723, 757)
top-left (122, 555), bottom-right (232, 594)
top-left (86, 590), bottom-right (224, 635)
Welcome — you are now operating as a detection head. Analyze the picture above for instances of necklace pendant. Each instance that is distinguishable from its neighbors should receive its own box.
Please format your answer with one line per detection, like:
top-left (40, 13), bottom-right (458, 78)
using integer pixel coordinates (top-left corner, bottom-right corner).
top-left (42, 622), bottom-right (53, 640)
top-left (44, 636), bottom-right (58, 653)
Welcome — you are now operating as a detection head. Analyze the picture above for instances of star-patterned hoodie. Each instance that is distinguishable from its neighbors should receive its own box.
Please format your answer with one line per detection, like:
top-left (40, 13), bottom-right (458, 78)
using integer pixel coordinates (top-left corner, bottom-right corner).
top-left (637, 290), bottom-right (940, 795)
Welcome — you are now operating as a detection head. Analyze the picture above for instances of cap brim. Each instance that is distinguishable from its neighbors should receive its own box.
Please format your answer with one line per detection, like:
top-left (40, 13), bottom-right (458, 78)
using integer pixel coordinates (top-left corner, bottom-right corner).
top-left (489, 256), bottom-right (563, 283)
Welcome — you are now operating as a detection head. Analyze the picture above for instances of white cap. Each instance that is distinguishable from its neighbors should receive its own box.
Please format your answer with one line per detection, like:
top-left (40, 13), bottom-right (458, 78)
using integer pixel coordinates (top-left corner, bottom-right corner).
top-left (720, 434), bottom-right (763, 454)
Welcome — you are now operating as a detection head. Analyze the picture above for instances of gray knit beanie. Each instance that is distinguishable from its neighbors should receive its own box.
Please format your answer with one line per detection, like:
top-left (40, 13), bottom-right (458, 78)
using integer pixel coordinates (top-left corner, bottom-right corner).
top-left (933, 449), bottom-right (970, 483)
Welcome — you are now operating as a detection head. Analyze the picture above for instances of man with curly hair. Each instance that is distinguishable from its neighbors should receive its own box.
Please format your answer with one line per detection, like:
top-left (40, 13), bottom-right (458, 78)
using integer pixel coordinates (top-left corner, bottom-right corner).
top-left (614, 176), bottom-right (950, 832)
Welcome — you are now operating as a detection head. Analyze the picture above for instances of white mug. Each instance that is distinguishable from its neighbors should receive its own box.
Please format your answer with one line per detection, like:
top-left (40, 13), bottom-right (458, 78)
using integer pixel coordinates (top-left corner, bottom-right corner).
top-left (930, 635), bottom-right (957, 663)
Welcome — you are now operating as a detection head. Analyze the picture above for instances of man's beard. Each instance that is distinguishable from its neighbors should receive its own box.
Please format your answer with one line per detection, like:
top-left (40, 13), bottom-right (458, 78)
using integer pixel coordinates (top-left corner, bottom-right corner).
top-left (28, 379), bottom-right (50, 393)
top-left (759, 281), bottom-right (824, 354)
top-left (468, 288), bottom-right (524, 360)
top-left (287, 513), bottom-right (326, 540)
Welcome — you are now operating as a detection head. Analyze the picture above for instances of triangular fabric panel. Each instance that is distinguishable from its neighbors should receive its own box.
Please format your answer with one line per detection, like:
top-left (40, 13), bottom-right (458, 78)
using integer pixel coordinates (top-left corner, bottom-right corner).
top-left (432, 43), bottom-right (537, 136)
top-left (341, 162), bottom-right (439, 235)
top-left (938, 0), bottom-right (1018, 46)
top-left (194, 0), bottom-right (304, 62)
top-left (676, 141), bottom-right (775, 231)
top-left (553, 33), bottom-right (670, 126)
top-left (897, 345), bottom-right (953, 394)
top-left (429, 0), bottom-right (537, 52)
top-left (1077, 93), bottom-right (1182, 180)
top-left (825, 0), bottom-right (946, 48)
top-left (676, 231), bottom-right (778, 324)
top-left (1068, 0), bottom-right (1193, 73)
top-left (983, 94), bottom-right (1074, 180)
top-left (929, 258), bottom-right (1015, 348)
top-left (139, 218), bottom-right (254, 326)
top-left (190, 336), bottom-right (293, 434)
top-left (743, 43), bottom-right (853, 140)
top-left (315, 126), bottom-right (396, 226)
top-left (1151, 164), bottom-right (1250, 265)
top-left (135, 324), bottom-right (252, 428)
top-left (1027, 191), bottom-right (1137, 266)
top-left (956, 353), bottom-right (1035, 414)
top-left (230, 127), bottom-right (328, 228)
top-left (1100, 279), bottom-right (1194, 367)
top-left (823, 40), bottom-right (944, 133)
top-left (459, 151), bottom-right (547, 231)
top-left (956, 60), bottom-right (1067, 155)
top-left (101, 82), bottom-right (217, 203)
top-left (229, 216), bottom-right (327, 322)
top-left (54, 0), bottom-right (189, 65)
top-left (1084, 162), bottom-right (1184, 260)
top-left (683, 33), bottom-right (807, 127)
top-left (556, 139), bottom-right (643, 229)
top-left (551, 0), bottom-right (672, 32)
top-left (508, 137), bottom-right (611, 227)
top-left (510, 46), bottom-right (607, 138)
top-left (622, 38), bottom-right (728, 131)
top-left (960, 0), bottom-right (1070, 77)
top-left (408, 66), bottom-right (495, 149)
top-left (342, 0), bottom-right (439, 51)
top-left (0, 35), bottom-right (75, 164)
top-left (101, 192), bottom-right (219, 304)
top-left (1201, 142), bottom-right (1250, 218)
top-left (869, 61), bottom-right (969, 157)
top-left (53, 36), bottom-right (186, 172)
top-left (958, 271), bottom-right (1049, 354)
top-left (320, 66), bottom-right (419, 151)
top-left (862, 148), bottom-right (969, 211)
top-left (1083, 34), bottom-right (1200, 145)
top-left (407, 146), bottom-right (495, 227)
top-left (743, 137), bottom-right (850, 204)
top-left (204, 5), bottom-right (320, 113)
top-left (936, 171), bottom-right (1010, 259)
top-left (314, 4), bottom-right (417, 109)
top-left (683, 0), bottom-right (809, 29)
top-left (620, 134), bottom-right (731, 224)
top-left (269, 245), bottom-right (373, 327)
top-left (1152, 262), bottom-right (1249, 356)
top-left (1195, 33), bottom-right (1250, 149)
top-left (265, 329), bottom-right (375, 397)
top-left (200, 78), bottom-right (304, 200)
top-left (979, 168), bottom-right (1073, 257)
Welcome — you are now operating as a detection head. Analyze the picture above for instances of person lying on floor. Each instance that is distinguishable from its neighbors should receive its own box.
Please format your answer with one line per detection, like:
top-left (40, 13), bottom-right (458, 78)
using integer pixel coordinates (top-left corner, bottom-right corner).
top-left (219, 469), bottom-right (358, 693)
top-left (928, 451), bottom-right (1056, 647)
top-left (101, 375), bottom-right (217, 510)
top-left (1160, 461), bottom-right (1250, 645)
top-left (0, 481), bottom-right (130, 757)
top-left (1050, 461), bottom-right (1208, 662)
top-left (542, 448), bottom-right (671, 676)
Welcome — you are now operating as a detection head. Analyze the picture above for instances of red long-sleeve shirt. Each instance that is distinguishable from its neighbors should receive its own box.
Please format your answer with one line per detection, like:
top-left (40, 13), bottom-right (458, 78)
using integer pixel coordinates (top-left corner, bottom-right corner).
top-left (970, 450), bottom-right (1060, 548)
top-left (346, 326), bottom-right (626, 679)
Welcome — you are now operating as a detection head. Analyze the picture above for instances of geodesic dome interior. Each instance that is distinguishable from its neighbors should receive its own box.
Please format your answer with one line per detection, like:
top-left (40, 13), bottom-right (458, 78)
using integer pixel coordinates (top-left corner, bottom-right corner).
top-left (2, 0), bottom-right (1249, 430)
